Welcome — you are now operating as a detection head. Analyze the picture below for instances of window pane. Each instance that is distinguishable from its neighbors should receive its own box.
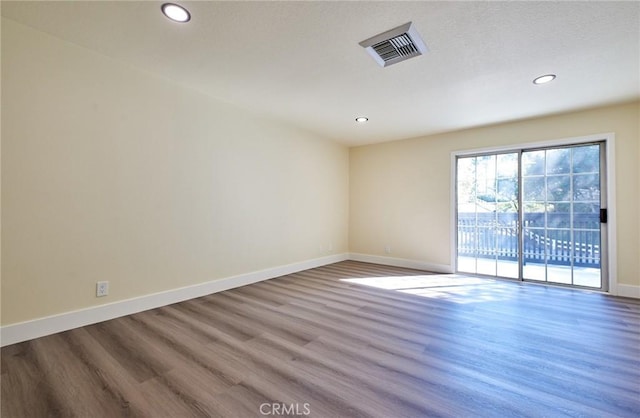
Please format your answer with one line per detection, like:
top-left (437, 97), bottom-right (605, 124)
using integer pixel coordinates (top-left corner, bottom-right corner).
top-left (523, 177), bottom-right (545, 201)
top-left (574, 202), bottom-right (599, 213)
top-left (523, 151), bottom-right (545, 176)
top-left (546, 229), bottom-right (572, 265)
top-left (574, 230), bottom-right (600, 262)
top-left (476, 155), bottom-right (496, 202)
top-left (551, 202), bottom-right (571, 213)
top-left (547, 212), bottom-right (570, 229)
top-left (497, 259), bottom-right (519, 279)
top-left (546, 148), bottom-right (570, 174)
top-left (523, 205), bottom-right (545, 228)
top-left (523, 228), bottom-right (546, 259)
top-left (573, 209), bottom-right (599, 229)
top-left (547, 265), bottom-right (572, 284)
top-left (523, 262), bottom-right (546, 281)
top-left (573, 174), bottom-right (600, 201)
top-left (497, 178), bottom-right (517, 203)
top-left (476, 255), bottom-right (497, 276)
top-left (457, 256), bottom-right (476, 274)
top-left (457, 226), bottom-right (477, 253)
top-left (572, 145), bottom-right (599, 174)
top-left (547, 175), bottom-right (570, 201)
top-left (573, 266), bottom-right (601, 288)
top-left (457, 157), bottom-right (476, 206)
top-left (497, 153), bottom-right (518, 178)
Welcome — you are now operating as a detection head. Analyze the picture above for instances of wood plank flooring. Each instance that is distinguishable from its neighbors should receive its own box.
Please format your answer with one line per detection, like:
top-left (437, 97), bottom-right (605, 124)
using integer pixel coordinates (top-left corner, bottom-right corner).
top-left (2, 261), bottom-right (639, 417)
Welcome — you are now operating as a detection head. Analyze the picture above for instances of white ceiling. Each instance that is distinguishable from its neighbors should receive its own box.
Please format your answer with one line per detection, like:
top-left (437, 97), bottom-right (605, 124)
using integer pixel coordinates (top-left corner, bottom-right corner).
top-left (2, 1), bottom-right (639, 146)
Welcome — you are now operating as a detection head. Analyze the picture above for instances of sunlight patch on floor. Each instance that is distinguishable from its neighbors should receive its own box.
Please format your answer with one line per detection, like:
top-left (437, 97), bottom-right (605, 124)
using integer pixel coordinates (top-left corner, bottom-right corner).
top-left (340, 274), bottom-right (515, 304)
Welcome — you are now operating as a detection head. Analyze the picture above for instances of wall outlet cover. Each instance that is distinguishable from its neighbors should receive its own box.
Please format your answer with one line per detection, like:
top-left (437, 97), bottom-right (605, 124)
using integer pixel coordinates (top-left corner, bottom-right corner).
top-left (96, 281), bottom-right (109, 297)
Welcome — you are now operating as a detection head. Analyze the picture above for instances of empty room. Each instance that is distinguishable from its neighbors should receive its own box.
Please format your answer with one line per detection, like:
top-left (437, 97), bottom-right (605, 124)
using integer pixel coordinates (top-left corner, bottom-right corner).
top-left (1, 1), bottom-right (639, 417)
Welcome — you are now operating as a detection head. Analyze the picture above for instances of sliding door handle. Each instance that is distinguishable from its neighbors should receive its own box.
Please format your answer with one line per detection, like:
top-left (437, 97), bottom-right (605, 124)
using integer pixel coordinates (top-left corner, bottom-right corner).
top-left (600, 208), bottom-right (608, 224)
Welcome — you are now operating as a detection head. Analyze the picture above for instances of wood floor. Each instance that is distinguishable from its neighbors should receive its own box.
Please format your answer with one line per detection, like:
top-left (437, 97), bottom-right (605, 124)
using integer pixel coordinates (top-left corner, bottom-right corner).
top-left (2, 261), bottom-right (639, 418)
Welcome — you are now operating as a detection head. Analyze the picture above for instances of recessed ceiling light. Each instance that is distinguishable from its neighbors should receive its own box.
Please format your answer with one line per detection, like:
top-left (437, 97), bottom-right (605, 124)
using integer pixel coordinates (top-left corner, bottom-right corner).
top-left (161, 3), bottom-right (191, 23)
top-left (533, 74), bottom-right (556, 85)
top-left (355, 117), bottom-right (369, 123)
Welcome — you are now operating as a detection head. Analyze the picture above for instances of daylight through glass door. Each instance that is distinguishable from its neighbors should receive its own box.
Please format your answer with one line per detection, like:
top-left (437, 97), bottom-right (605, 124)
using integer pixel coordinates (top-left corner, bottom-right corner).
top-left (521, 144), bottom-right (603, 287)
top-left (457, 153), bottom-right (519, 278)
top-left (456, 143), bottom-right (604, 289)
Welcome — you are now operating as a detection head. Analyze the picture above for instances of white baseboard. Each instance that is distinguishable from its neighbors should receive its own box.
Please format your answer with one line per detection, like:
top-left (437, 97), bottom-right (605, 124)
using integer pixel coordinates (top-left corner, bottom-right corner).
top-left (0, 253), bottom-right (348, 347)
top-left (616, 284), bottom-right (640, 299)
top-left (5, 252), bottom-right (632, 347)
top-left (348, 253), bottom-right (453, 274)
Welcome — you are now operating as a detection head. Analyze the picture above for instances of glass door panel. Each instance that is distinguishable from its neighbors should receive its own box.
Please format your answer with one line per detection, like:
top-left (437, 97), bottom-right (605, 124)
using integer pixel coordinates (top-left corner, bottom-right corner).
top-left (456, 153), bottom-right (518, 278)
top-left (521, 144), bottom-right (602, 288)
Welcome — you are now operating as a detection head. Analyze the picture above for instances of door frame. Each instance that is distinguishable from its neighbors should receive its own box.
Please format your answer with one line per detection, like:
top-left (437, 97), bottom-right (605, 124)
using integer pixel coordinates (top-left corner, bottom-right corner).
top-left (450, 133), bottom-right (617, 294)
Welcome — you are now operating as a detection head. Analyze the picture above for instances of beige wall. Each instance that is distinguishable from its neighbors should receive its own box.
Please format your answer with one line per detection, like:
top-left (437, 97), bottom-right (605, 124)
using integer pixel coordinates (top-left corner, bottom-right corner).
top-left (1, 19), bottom-right (349, 325)
top-left (2, 17), bottom-right (639, 328)
top-left (350, 101), bottom-right (640, 288)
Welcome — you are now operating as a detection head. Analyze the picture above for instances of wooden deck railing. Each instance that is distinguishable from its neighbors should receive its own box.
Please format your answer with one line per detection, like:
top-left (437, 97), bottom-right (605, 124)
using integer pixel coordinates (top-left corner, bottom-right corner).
top-left (457, 213), bottom-right (600, 267)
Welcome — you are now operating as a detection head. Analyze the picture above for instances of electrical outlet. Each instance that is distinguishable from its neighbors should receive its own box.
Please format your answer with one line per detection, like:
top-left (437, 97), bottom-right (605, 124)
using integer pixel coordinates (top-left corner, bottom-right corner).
top-left (384, 245), bottom-right (392, 254)
top-left (96, 281), bottom-right (109, 297)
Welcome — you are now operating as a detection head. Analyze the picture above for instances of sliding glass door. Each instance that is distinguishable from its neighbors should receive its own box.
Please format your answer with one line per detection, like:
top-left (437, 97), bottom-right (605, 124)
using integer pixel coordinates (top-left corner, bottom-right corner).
top-left (456, 142), bottom-right (606, 290)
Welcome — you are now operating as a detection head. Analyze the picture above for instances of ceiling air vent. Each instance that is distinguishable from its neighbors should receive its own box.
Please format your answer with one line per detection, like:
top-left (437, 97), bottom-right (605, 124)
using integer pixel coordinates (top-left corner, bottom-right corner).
top-left (359, 22), bottom-right (428, 68)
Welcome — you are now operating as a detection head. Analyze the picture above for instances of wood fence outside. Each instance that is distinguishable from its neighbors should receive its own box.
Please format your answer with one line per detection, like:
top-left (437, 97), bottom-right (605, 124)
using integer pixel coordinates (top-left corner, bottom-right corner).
top-left (457, 213), bottom-right (601, 267)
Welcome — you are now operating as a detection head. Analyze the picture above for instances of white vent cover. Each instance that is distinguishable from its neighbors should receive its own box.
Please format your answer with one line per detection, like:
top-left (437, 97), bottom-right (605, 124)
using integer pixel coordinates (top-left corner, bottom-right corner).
top-left (359, 22), bottom-right (428, 67)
